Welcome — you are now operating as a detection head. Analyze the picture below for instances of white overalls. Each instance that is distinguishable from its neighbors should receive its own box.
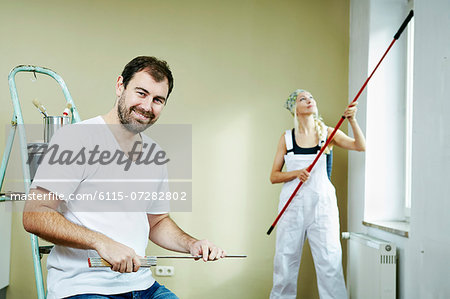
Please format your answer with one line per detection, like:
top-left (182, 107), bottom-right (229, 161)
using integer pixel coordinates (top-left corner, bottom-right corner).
top-left (270, 130), bottom-right (347, 299)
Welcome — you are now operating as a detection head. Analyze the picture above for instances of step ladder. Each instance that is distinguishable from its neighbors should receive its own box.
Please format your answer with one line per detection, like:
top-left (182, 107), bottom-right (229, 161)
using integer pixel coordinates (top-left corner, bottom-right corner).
top-left (0, 65), bottom-right (81, 298)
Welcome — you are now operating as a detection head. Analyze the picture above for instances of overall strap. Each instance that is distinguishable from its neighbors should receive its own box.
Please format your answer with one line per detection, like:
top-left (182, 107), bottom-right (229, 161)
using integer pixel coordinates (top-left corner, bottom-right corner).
top-left (284, 129), bottom-right (294, 155)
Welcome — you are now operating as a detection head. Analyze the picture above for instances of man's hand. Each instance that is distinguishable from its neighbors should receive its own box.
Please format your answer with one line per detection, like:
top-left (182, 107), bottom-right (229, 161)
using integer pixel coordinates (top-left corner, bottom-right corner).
top-left (147, 214), bottom-right (228, 262)
top-left (94, 236), bottom-right (141, 273)
top-left (189, 239), bottom-right (227, 262)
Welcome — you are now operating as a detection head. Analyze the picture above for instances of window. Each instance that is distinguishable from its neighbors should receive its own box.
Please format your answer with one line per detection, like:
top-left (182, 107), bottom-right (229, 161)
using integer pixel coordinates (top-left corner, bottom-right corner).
top-left (363, 0), bottom-right (413, 225)
top-left (404, 0), bottom-right (414, 220)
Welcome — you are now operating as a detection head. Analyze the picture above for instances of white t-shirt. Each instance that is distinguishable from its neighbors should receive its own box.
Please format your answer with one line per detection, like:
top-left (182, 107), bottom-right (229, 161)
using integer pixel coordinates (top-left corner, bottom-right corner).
top-left (30, 116), bottom-right (170, 298)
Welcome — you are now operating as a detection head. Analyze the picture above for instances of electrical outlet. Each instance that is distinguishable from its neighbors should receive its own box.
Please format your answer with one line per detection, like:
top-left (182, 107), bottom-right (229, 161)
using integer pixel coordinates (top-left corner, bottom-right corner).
top-left (154, 266), bottom-right (175, 277)
top-left (165, 266), bottom-right (174, 276)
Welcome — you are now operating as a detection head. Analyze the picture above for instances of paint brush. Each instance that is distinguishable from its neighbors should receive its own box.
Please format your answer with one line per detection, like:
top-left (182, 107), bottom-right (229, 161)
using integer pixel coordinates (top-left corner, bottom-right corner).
top-left (63, 103), bottom-right (72, 116)
top-left (88, 255), bottom-right (247, 268)
top-left (32, 98), bottom-right (48, 117)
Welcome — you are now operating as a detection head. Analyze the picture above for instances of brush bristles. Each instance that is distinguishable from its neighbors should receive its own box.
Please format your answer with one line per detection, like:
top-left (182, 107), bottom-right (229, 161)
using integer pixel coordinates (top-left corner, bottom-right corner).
top-left (88, 257), bottom-right (157, 268)
top-left (32, 98), bottom-right (40, 108)
top-left (32, 98), bottom-right (47, 114)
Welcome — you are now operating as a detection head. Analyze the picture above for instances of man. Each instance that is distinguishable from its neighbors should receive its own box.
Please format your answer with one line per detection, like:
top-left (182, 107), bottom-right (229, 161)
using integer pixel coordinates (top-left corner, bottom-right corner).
top-left (23, 56), bottom-right (226, 299)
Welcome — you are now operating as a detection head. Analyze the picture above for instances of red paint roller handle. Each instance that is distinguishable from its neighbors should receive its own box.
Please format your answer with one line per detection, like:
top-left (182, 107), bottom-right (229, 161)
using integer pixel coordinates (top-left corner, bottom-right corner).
top-left (267, 10), bottom-right (414, 235)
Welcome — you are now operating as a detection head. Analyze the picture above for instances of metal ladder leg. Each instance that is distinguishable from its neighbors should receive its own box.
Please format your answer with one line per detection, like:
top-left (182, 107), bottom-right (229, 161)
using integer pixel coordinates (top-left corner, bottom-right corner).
top-left (7, 65), bottom-right (81, 299)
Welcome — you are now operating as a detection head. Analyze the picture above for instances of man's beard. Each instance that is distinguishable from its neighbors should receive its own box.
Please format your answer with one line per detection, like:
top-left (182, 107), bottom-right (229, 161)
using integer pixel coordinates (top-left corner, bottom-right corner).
top-left (117, 93), bottom-right (157, 134)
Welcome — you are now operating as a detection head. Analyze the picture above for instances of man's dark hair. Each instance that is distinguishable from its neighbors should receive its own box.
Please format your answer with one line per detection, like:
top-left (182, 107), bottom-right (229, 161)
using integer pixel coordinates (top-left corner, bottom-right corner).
top-left (121, 56), bottom-right (174, 100)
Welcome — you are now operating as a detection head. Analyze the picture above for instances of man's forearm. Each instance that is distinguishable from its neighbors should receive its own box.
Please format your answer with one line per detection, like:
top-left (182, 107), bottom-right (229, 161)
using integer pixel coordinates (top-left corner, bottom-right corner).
top-left (23, 208), bottom-right (107, 250)
top-left (24, 188), bottom-right (145, 273)
top-left (148, 214), bottom-right (226, 261)
top-left (23, 189), bottom-right (107, 251)
top-left (148, 215), bottom-right (197, 253)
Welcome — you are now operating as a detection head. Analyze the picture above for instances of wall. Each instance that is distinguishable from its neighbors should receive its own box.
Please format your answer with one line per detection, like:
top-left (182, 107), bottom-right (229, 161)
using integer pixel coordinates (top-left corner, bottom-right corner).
top-left (0, 1), bottom-right (350, 298)
top-left (348, 0), bottom-right (450, 298)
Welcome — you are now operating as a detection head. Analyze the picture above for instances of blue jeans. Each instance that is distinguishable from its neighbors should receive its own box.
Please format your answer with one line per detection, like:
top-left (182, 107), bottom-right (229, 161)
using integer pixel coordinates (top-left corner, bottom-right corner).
top-left (64, 281), bottom-right (178, 299)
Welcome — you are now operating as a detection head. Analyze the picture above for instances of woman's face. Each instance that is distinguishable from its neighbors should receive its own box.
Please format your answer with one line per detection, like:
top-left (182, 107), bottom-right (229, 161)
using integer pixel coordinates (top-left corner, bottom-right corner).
top-left (295, 91), bottom-right (317, 116)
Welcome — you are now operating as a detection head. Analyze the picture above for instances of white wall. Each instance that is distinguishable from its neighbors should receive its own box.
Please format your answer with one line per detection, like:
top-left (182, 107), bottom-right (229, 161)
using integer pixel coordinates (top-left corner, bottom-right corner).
top-left (348, 0), bottom-right (450, 298)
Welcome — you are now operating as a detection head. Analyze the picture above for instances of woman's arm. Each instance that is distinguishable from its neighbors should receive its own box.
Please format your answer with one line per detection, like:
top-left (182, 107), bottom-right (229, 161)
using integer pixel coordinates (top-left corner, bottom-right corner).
top-left (270, 133), bottom-right (310, 184)
top-left (329, 102), bottom-right (366, 152)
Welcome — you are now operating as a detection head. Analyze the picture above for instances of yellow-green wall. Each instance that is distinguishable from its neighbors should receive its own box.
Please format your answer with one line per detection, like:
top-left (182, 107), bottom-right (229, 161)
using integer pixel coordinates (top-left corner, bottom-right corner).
top-left (0, 1), bottom-right (349, 298)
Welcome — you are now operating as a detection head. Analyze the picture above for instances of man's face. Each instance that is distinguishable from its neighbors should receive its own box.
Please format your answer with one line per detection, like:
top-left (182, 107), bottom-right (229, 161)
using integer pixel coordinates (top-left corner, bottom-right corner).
top-left (116, 70), bottom-right (169, 134)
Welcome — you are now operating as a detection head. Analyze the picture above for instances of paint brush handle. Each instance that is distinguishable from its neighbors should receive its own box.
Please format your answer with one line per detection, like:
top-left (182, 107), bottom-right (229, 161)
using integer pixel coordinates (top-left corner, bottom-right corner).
top-left (63, 102), bottom-right (72, 116)
top-left (88, 255), bottom-right (247, 267)
top-left (155, 255), bottom-right (247, 259)
top-left (88, 257), bottom-right (157, 268)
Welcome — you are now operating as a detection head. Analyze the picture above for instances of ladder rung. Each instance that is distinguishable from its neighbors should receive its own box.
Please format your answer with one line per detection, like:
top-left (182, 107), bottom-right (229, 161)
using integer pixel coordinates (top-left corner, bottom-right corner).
top-left (38, 245), bottom-right (54, 255)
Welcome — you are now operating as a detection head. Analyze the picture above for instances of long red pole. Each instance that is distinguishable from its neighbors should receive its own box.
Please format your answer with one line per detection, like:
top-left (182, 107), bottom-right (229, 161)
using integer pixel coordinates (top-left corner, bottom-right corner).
top-left (267, 10), bottom-right (414, 235)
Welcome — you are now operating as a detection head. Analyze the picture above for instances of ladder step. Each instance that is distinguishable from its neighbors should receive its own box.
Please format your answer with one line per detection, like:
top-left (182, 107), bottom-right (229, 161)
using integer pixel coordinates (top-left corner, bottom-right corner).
top-left (38, 245), bottom-right (54, 255)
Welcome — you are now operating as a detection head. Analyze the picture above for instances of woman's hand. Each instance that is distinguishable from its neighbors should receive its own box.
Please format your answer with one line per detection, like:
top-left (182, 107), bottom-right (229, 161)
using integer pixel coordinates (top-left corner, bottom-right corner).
top-left (297, 168), bottom-right (310, 182)
top-left (330, 100), bottom-right (366, 151)
top-left (344, 101), bottom-right (358, 120)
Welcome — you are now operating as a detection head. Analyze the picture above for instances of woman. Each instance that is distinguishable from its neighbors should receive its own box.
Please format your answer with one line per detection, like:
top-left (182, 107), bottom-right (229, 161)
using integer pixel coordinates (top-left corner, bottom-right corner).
top-left (269, 89), bottom-right (365, 299)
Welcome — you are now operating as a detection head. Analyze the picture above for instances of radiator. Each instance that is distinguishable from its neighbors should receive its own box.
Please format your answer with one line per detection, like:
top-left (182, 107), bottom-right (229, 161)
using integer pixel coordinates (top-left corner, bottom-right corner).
top-left (342, 232), bottom-right (396, 299)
